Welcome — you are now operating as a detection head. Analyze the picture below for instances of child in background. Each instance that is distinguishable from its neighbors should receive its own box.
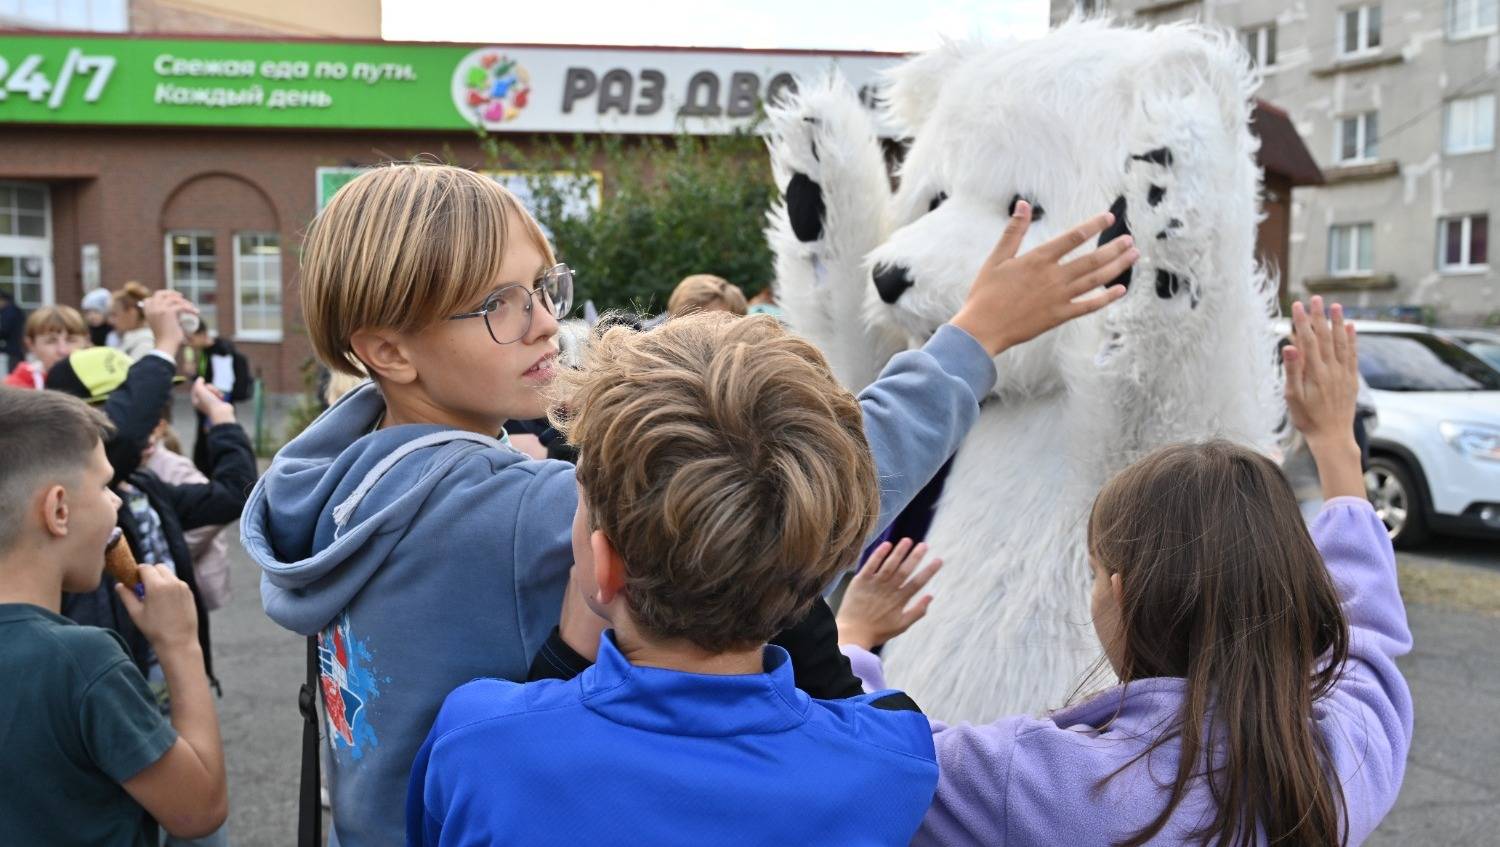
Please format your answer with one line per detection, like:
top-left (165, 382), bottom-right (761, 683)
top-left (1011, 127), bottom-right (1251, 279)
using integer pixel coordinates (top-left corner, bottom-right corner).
top-left (0, 387), bottom-right (227, 844)
top-left (82, 287), bottom-right (115, 347)
top-left (240, 162), bottom-right (1134, 845)
top-left (409, 313), bottom-right (940, 845)
top-left (143, 406), bottom-right (234, 612)
top-left (183, 322), bottom-right (253, 475)
top-left (109, 282), bottom-right (159, 361)
top-left (839, 298), bottom-right (1413, 846)
top-left (665, 272), bottom-right (748, 318)
top-left (4, 305), bottom-right (89, 389)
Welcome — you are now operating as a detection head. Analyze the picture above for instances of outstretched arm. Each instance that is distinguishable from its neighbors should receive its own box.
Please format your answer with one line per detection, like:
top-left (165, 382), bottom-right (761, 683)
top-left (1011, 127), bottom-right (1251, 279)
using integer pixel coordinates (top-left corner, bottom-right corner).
top-left (1285, 297), bottom-right (1413, 843)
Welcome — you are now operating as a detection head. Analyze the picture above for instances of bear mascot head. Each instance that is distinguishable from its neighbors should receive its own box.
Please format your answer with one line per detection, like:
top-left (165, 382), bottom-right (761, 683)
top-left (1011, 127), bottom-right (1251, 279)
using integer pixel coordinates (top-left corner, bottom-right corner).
top-left (766, 18), bottom-right (1284, 719)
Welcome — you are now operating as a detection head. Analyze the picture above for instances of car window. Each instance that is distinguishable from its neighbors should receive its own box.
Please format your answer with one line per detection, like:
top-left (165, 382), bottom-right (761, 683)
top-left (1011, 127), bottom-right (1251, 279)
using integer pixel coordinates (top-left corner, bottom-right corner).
top-left (1358, 333), bottom-right (1500, 391)
top-left (1470, 342), bottom-right (1500, 370)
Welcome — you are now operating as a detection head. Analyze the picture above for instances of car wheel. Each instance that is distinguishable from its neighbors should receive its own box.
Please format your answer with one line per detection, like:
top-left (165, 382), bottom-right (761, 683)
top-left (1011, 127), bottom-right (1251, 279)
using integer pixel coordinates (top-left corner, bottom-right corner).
top-left (1365, 456), bottom-right (1429, 549)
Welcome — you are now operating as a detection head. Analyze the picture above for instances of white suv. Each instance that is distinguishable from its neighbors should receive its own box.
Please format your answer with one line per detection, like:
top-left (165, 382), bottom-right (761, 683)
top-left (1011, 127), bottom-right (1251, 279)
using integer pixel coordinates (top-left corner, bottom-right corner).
top-left (1352, 322), bottom-right (1500, 547)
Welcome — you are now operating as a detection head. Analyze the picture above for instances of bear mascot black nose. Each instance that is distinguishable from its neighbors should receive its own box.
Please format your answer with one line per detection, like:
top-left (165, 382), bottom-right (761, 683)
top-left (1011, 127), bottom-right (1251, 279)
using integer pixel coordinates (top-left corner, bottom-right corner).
top-left (872, 263), bottom-right (915, 304)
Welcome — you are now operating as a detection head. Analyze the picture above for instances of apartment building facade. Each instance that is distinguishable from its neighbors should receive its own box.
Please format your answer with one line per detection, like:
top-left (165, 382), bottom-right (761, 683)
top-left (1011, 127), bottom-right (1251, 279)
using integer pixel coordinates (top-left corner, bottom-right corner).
top-left (1054, 0), bottom-right (1500, 325)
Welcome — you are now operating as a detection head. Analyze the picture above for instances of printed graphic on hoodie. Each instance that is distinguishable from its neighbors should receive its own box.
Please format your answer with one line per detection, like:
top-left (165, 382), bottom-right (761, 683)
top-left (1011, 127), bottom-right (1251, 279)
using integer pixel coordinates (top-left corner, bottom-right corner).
top-left (319, 613), bottom-right (381, 759)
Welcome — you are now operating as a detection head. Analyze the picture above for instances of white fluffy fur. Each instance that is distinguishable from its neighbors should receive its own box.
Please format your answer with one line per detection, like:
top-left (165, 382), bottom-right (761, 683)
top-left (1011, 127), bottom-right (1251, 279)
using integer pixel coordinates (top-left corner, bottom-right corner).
top-left (767, 19), bottom-right (1284, 721)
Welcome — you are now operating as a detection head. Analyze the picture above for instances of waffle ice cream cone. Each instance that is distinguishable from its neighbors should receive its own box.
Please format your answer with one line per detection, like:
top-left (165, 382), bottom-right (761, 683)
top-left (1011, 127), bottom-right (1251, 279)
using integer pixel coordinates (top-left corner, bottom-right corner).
top-left (105, 528), bottom-right (140, 589)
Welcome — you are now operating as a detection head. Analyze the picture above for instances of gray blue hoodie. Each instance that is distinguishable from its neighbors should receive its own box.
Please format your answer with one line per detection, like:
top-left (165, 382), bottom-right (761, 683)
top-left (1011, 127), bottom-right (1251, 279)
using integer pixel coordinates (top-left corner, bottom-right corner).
top-left (241, 323), bottom-right (996, 846)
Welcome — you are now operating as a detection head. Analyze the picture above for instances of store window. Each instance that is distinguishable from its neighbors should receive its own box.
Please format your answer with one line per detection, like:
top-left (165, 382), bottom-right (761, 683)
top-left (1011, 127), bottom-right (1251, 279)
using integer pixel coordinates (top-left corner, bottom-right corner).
top-left (0, 184), bottom-right (47, 238)
top-left (165, 231), bottom-right (217, 328)
top-left (1242, 24), bottom-right (1277, 68)
top-left (1329, 223), bottom-right (1375, 276)
top-left (1339, 5), bottom-right (1383, 56)
top-left (1337, 111), bottom-right (1379, 163)
top-left (1448, 0), bottom-right (1499, 38)
top-left (234, 232), bottom-right (282, 340)
top-left (0, 255), bottom-right (44, 308)
top-left (1438, 214), bottom-right (1489, 271)
top-left (0, 0), bottom-right (128, 32)
top-left (1444, 94), bottom-right (1496, 154)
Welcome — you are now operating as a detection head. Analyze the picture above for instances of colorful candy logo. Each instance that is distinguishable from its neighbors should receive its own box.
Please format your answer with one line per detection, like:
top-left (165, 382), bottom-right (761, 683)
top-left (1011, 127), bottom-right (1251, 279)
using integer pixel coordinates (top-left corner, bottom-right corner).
top-left (451, 48), bottom-right (531, 128)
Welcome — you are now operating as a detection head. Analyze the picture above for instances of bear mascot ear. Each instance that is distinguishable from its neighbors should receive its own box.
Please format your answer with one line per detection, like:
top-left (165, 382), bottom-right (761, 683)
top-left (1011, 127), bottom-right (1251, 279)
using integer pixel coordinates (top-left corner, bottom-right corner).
top-left (879, 39), bottom-right (984, 139)
top-left (1116, 23), bottom-right (1259, 157)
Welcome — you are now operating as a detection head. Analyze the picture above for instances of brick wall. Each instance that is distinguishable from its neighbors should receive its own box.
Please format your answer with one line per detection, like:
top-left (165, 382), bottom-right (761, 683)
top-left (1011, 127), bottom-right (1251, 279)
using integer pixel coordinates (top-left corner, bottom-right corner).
top-left (0, 126), bottom-right (538, 392)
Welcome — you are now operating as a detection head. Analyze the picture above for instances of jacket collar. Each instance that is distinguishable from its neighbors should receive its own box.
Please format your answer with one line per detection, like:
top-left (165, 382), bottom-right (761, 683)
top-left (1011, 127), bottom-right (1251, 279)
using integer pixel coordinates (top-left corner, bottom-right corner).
top-left (1049, 677), bottom-right (1190, 733)
top-left (580, 632), bottom-right (810, 736)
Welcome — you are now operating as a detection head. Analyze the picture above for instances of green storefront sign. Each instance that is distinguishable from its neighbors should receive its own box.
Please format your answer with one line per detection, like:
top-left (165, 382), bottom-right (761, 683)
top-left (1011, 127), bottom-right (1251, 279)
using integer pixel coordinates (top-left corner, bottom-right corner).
top-left (0, 34), bottom-right (897, 135)
top-left (0, 34), bottom-right (479, 130)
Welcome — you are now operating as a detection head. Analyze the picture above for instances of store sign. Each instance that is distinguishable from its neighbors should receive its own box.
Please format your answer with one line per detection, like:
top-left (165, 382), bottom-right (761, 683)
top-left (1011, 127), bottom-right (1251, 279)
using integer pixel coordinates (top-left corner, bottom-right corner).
top-left (0, 34), bottom-right (900, 135)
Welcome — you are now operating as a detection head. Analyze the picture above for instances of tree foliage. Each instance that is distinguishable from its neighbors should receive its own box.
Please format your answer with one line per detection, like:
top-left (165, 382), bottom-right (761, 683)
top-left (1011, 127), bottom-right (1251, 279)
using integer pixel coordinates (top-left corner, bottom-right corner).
top-left (480, 131), bottom-right (777, 316)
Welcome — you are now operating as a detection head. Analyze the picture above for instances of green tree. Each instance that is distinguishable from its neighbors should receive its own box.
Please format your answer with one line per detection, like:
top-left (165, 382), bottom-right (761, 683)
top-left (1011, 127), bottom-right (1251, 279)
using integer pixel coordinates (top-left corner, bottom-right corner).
top-left (481, 132), bottom-right (777, 316)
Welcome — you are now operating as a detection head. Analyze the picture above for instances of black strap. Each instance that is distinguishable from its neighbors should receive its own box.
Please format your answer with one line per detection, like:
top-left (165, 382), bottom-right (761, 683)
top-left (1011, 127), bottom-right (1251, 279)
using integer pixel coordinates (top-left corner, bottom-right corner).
top-left (299, 635), bottom-right (322, 847)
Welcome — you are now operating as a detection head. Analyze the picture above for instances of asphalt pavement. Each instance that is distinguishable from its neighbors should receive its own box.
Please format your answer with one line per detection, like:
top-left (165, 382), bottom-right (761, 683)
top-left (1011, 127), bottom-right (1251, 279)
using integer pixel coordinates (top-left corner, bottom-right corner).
top-left (207, 526), bottom-right (1500, 846)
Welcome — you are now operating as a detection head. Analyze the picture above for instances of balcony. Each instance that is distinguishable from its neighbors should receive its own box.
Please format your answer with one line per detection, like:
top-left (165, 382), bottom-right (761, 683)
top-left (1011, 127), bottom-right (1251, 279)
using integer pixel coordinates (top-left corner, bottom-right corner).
top-left (1321, 160), bottom-right (1400, 184)
top-left (1304, 273), bottom-right (1398, 292)
top-left (1312, 52), bottom-right (1405, 78)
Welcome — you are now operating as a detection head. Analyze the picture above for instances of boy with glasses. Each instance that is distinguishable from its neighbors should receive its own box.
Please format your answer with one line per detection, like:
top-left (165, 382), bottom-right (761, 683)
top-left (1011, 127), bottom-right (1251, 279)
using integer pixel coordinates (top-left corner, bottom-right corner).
top-left (241, 164), bottom-right (1134, 844)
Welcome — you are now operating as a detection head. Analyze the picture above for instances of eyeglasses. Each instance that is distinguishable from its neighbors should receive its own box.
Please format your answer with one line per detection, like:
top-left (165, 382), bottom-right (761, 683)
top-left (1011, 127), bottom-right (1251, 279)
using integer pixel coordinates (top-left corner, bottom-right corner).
top-left (448, 264), bottom-right (574, 345)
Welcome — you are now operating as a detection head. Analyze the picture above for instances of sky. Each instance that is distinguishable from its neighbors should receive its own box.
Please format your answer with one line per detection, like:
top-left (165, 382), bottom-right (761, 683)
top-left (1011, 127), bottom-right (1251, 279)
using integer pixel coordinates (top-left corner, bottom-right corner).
top-left (382, 0), bottom-right (1050, 52)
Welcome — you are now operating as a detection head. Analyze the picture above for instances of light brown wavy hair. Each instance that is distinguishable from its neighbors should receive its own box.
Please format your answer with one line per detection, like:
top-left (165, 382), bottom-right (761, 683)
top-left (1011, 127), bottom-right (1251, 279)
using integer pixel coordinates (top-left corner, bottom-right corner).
top-left (666, 274), bottom-right (748, 318)
top-left (299, 161), bottom-right (554, 376)
top-left (1088, 440), bottom-right (1350, 847)
top-left (549, 312), bottom-right (877, 653)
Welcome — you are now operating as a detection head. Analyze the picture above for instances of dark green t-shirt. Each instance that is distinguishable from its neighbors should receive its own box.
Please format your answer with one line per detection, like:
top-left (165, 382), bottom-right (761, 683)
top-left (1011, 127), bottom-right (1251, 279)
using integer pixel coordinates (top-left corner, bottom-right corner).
top-left (0, 603), bottom-right (178, 846)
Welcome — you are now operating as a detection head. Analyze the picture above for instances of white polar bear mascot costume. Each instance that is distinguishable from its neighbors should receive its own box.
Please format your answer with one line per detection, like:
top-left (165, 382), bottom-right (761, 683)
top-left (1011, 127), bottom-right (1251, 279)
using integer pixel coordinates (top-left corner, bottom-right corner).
top-left (766, 19), bottom-right (1285, 721)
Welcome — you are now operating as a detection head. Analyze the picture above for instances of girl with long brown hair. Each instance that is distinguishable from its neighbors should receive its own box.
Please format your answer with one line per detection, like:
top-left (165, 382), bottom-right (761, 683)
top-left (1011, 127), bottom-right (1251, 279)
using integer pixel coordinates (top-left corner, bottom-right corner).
top-left (840, 297), bottom-right (1413, 846)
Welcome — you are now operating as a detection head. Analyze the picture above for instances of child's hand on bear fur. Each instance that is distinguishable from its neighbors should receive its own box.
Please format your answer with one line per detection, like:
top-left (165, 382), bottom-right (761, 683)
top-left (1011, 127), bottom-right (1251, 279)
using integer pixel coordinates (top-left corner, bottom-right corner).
top-left (952, 202), bottom-right (1137, 356)
top-left (837, 539), bottom-right (942, 652)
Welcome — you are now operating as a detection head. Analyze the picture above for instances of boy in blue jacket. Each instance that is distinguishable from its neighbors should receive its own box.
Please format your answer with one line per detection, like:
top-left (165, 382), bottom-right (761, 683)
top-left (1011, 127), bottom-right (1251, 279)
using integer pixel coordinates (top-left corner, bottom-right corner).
top-left (240, 164), bottom-right (1132, 845)
top-left (408, 312), bottom-right (940, 845)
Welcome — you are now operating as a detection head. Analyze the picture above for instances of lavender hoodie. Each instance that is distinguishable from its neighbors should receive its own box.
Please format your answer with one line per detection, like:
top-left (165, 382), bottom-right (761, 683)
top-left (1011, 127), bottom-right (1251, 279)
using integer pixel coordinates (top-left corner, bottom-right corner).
top-left (846, 497), bottom-right (1413, 845)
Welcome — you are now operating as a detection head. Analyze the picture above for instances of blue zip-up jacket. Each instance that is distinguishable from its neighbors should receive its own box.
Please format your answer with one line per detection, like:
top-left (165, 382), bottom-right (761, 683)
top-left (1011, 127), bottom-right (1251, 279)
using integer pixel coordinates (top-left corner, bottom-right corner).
top-left (241, 323), bottom-right (995, 846)
top-left (408, 633), bottom-right (939, 846)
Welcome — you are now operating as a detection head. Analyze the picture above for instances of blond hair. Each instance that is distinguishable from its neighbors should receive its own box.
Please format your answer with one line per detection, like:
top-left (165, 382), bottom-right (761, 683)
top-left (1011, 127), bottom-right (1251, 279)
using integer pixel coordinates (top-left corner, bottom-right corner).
top-left (666, 274), bottom-right (748, 319)
top-left (550, 312), bottom-right (878, 653)
top-left (324, 365), bottom-right (367, 407)
top-left (300, 162), bottom-right (556, 376)
top-left (24, 305), bottom-right (88, 340)
top-left (111, 281), bottom-right (150, 319)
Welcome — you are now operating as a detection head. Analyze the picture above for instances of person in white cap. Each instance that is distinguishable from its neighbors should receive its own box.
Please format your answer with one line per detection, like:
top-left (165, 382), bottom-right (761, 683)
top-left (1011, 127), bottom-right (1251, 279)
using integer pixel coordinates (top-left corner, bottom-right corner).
top-left (81, 287), bottom-right (114, 348)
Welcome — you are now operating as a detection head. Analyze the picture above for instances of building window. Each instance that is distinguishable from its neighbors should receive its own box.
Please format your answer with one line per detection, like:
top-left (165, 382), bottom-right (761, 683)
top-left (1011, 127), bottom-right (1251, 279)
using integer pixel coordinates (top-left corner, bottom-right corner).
top-left (234, 232), bottom-right (282, 339)
top-left (0, 255), bottom-right (44, 309)
top-left (1329, 223), bottom-right (1375, 276)
top-left (1444, 94), bottom-right (1496, 154)
top-left (0, 184), bottom-right (47, 238)
top-left (1448, 0), bottom-right (1499, 38)
top-left (1337, 112), bottom-right (1379, 163)
top-left (1339, 5), bottom-right (1383, 56)
top-left (1242, 24), bottom-right (1277, 67)
top-left (1074, 0), bottom-right (1106, 14)
top-left (1439, 214), bottom-right (1489, 271)
top-left (166, 232), bottom-right (217, 328)
top-left (0, 0), bottom-right (128, 32)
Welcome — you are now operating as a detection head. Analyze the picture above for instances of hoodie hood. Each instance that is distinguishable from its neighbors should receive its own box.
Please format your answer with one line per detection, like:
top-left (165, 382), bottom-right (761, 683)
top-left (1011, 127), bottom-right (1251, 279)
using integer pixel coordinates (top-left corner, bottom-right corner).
top-left (241, 382), bottom-right (514, 635)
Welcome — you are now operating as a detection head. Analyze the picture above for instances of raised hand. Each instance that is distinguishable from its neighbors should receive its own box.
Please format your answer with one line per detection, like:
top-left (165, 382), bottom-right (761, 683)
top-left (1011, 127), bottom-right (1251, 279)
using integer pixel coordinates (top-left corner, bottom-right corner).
top-left (143, 290), bottom-right (199, 358)
top-left (836, 539), bottom-right (942, 651)
top-left (951, 202), bottom-right (1138, 356)
top-left (1283, 296), bottom-right (1364, 500)
top-left (189, 377), bottom-right (236, 426)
